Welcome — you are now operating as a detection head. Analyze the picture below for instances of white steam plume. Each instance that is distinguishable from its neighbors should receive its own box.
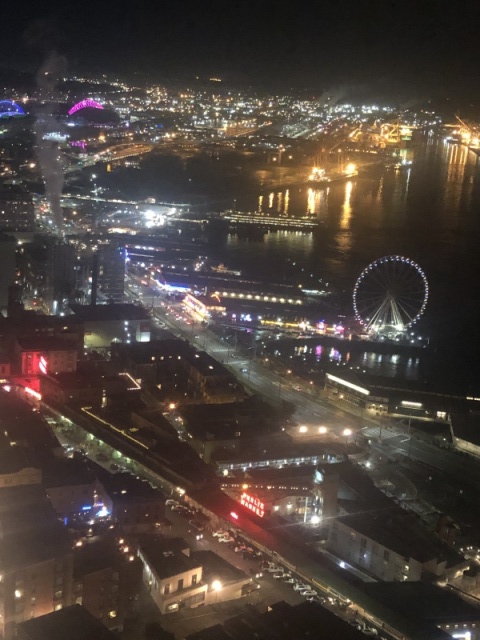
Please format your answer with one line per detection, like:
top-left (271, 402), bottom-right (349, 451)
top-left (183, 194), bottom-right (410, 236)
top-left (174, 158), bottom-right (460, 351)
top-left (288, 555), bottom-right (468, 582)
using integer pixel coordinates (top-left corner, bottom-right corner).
top-left (34, 51), bottom-right (67, 236)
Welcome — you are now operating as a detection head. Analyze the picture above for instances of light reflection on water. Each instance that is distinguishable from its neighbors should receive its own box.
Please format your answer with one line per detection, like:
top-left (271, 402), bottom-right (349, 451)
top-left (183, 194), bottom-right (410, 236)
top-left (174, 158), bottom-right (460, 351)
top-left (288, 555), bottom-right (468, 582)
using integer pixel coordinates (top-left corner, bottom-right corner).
top-left (283, 342), bottom-right (421, 380)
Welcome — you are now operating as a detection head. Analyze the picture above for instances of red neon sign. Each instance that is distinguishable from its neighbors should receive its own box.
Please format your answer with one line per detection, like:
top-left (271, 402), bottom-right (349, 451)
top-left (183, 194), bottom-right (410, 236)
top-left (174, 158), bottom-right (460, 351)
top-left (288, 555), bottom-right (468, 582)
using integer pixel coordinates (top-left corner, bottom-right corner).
top-left (240, 492), bottom-right (264, 518)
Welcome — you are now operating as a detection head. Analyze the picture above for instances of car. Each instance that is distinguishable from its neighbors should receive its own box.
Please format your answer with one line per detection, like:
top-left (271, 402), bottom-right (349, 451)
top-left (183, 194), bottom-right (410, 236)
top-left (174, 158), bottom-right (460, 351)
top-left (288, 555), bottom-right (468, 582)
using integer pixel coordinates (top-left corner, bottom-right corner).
top-left (293, 582), bottom-right (309, 591)
top-left (170, 504), bottom-right (186, 512)
top-left (272, 572), bottom-right (285, 579)
top-left (282, 576), bottom-right (296, 584)
top-left (249, 568), bottom-right (263, 578)
top-left (300, 589), bottom-right (317, 598)
top-left (165, 499), bottom-right (179, 507)
top-left (241, 367), bottom-right (248, 373)
top-left (357, 626), bottom-right (378, 637)
top-left (212, 529), bottom-right (226, 537)
top-left (264, 565), bottom-right (281, 573)
top-left (218, 535), bottom-right (234, 543)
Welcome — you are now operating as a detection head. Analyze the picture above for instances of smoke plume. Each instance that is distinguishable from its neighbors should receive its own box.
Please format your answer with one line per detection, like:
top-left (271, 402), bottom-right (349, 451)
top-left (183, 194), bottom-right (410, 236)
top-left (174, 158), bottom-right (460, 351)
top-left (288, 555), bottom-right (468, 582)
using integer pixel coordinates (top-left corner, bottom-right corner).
top-left (34, 51), bottom-right (67, 236)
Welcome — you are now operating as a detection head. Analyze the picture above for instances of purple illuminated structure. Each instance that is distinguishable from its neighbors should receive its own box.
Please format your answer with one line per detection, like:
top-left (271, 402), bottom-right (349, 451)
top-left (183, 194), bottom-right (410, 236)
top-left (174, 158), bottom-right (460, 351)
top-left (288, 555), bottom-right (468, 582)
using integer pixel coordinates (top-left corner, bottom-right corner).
top-left (70, 140), bottom-right (87, 150)
top-left (68, 99), bottom-right (104, 116)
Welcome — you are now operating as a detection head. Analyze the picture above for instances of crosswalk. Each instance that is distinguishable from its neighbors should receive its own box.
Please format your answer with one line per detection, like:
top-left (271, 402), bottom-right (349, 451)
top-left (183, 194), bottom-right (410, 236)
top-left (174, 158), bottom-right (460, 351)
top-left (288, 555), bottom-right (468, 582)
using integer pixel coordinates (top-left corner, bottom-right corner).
top-left (361, 425), bottom-right (402, 442)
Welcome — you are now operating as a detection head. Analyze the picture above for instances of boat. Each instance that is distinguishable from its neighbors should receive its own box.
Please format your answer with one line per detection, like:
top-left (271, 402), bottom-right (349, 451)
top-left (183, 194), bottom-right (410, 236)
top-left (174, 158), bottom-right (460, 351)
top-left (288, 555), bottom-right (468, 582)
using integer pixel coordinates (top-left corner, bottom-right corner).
top-left (210, 263), bottom-right (242, 277)
top-left (307, 167), bottom-right (330, 185)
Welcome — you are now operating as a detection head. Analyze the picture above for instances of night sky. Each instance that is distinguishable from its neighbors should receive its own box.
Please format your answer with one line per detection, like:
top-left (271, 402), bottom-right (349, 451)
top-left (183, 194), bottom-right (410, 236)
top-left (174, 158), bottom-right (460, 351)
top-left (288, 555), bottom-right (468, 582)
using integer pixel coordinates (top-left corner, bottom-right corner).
top-left (2, 0), bottom-right (480, 96)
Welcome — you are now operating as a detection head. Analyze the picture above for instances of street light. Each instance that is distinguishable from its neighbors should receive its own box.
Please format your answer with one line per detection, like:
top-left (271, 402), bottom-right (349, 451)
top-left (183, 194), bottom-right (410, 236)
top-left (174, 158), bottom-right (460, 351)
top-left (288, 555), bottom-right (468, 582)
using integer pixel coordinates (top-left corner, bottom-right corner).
top-left (318, 426), bottom-right (328, 435)
top-left (212, 580), bottom-right (222, 604)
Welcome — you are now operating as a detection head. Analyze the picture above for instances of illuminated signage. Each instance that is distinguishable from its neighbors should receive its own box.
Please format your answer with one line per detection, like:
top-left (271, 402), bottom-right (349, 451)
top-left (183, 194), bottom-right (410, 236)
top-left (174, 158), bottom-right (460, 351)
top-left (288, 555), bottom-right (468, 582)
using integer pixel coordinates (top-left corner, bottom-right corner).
top-left (240, 492), bottom-right (265, 518)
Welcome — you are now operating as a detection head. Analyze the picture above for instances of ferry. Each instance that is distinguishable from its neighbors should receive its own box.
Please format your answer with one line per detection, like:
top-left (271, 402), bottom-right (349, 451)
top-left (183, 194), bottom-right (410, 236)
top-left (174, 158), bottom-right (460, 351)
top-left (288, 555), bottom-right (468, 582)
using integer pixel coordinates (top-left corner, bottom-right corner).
top-left (307, 167), bottom-right (330, 185)
top-left (307, 164), bottom-right (358, 187)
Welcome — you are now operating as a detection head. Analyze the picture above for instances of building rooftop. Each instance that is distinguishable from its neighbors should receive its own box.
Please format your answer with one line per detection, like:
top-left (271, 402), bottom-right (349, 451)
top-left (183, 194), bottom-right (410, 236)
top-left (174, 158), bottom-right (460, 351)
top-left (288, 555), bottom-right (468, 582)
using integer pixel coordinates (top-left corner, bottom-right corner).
top-left (336, 510), bottom-right (464, 565)
top-left (41, 456), bottom-right (96, 489)
top-left (17, 604), bottom-right (118, 640)
top-left (111, 338), bottom-right (190, 364)
top-left (191, 550), bottom-right (247, 585)
top-left (364, 582), bottom-right (480, 624)
top-left (326, 369), bottom-right (471, 406)
top-left (450, 412), bottom-right (480, 446)
top-left (185, 350), bottom-right (233, 378)
top-left (16, 336), bottom-right (78, 351)
top-left (0, 446), bottom-right (38, 477)
top-left (0, 389), bottom-right (60, 449)
top-left (186, 600), bottom-right (369, 640)
top-left (99, 472), bottom-right (163, 504)
top-left (0, 485), bottom-right (71, 570)
top-left (73, 537), bottom-right (133, 579)
top-left (139, 536), bottom-right (201, 580)
top-left (70, 303), bottom-right (150, 322)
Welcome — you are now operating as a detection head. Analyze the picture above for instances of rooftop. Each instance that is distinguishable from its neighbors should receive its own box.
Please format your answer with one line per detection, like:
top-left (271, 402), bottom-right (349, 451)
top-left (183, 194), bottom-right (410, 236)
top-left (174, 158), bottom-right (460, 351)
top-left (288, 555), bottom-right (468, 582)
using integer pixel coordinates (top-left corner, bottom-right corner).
top-left (16, 336), bottom-right (78, 352)
top-left (450, 412), bottom-right (480, 446)
top-left (336, 510), bottom-right (464, 565)
top-left (139, 536), bottom-right (201, 580)
top-left (73, 537), bottom-right (132, 579)
top-left (0, 389), bottom-right (60, 449)
top-left (0, 446), bottom-right (38, 476)
top-left (99, 472), bottom-right (163, 503)
top-left (191, 550), bottom-right (247, 585)
top-left (365, 582), bottom-right (480, 624)
top-left (0, 486), bottom-right (71, 570)
top-left (186, 600), bottom-right (369, 640)
top-left (70, 303), bottom-right (150, 322)
top-left (111, 338), bottom-right (189, 364)
top-left (185, 350), bottom-right (234, 378)
top-left (17, 604), bottom-right (118, 640)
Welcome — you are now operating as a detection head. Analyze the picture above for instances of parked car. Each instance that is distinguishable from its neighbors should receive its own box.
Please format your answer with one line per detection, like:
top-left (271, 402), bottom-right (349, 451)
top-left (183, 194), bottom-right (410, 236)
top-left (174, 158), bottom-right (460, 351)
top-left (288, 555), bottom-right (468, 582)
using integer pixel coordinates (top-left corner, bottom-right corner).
top-left (272, 572), bottom-right (285, 579)
top-left (264, 564), bottom-right (281, 573)
top-left (188, 520), bottom-right (204, 541)
top-left (300, 589), bottom-right (317, 598)
top-left (293, 583), bottom-right (309, 592)
top-left (212, 529), bottom-right (226, 537)
top-left (165, 499), bottom-right (178, 507)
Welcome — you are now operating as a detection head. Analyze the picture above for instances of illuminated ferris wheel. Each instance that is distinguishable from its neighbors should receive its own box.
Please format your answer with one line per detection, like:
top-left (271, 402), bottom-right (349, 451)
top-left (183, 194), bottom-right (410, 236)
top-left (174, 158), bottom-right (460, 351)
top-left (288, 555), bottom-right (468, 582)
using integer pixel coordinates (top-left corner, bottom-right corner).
top-left (353, 256), bottom-right (428, 334)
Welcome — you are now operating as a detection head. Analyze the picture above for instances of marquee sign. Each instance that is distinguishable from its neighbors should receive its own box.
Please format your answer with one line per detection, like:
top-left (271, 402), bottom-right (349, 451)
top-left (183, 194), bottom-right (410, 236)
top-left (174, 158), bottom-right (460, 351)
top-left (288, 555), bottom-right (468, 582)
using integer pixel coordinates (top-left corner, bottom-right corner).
top-left (240, 492), bottom-right (265, 518)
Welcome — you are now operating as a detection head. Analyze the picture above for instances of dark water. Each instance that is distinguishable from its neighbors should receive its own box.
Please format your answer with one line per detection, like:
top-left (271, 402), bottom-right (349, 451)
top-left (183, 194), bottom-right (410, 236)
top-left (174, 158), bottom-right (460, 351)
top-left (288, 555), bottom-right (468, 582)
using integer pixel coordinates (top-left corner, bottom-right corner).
top-left (102, 139), bottom-right (480, 391)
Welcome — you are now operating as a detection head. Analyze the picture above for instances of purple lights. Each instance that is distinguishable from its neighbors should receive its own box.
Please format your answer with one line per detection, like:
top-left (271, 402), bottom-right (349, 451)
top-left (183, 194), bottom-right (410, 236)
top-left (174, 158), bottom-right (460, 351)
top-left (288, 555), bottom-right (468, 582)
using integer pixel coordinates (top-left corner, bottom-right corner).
top-left (68, 99), bottom-right (104, 116)
top-left (70, 140), bottom-right (87, 150)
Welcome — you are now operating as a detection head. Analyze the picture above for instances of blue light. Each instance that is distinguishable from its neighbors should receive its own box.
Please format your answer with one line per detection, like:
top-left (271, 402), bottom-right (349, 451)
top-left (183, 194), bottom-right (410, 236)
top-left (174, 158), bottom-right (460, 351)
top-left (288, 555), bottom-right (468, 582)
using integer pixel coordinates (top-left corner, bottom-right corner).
top-left (81, 505), bottom-right (93, 511)
top-left (0, 100), bottom-right (26, 118)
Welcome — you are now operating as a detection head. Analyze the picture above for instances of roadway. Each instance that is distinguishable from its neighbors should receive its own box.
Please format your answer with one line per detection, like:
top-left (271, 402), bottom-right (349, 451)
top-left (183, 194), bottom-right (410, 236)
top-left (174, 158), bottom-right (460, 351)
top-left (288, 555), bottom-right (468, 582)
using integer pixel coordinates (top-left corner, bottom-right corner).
top-left (45, 412), bottom-right (366, 639)
top-left (128, 278), bottom-right (359, 440)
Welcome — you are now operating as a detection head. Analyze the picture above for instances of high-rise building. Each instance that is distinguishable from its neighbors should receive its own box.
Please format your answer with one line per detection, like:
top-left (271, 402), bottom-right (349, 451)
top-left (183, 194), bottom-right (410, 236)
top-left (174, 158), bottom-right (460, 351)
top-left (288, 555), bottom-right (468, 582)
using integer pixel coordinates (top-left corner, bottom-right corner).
top-left (96, 244), bottom-right (126, 304)
top-left (0, 233), bottom-right (17, 313)
top-left (0, 190), bottom-right (35, 232)
top-left (18, 237), bottom-right (76, 314)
